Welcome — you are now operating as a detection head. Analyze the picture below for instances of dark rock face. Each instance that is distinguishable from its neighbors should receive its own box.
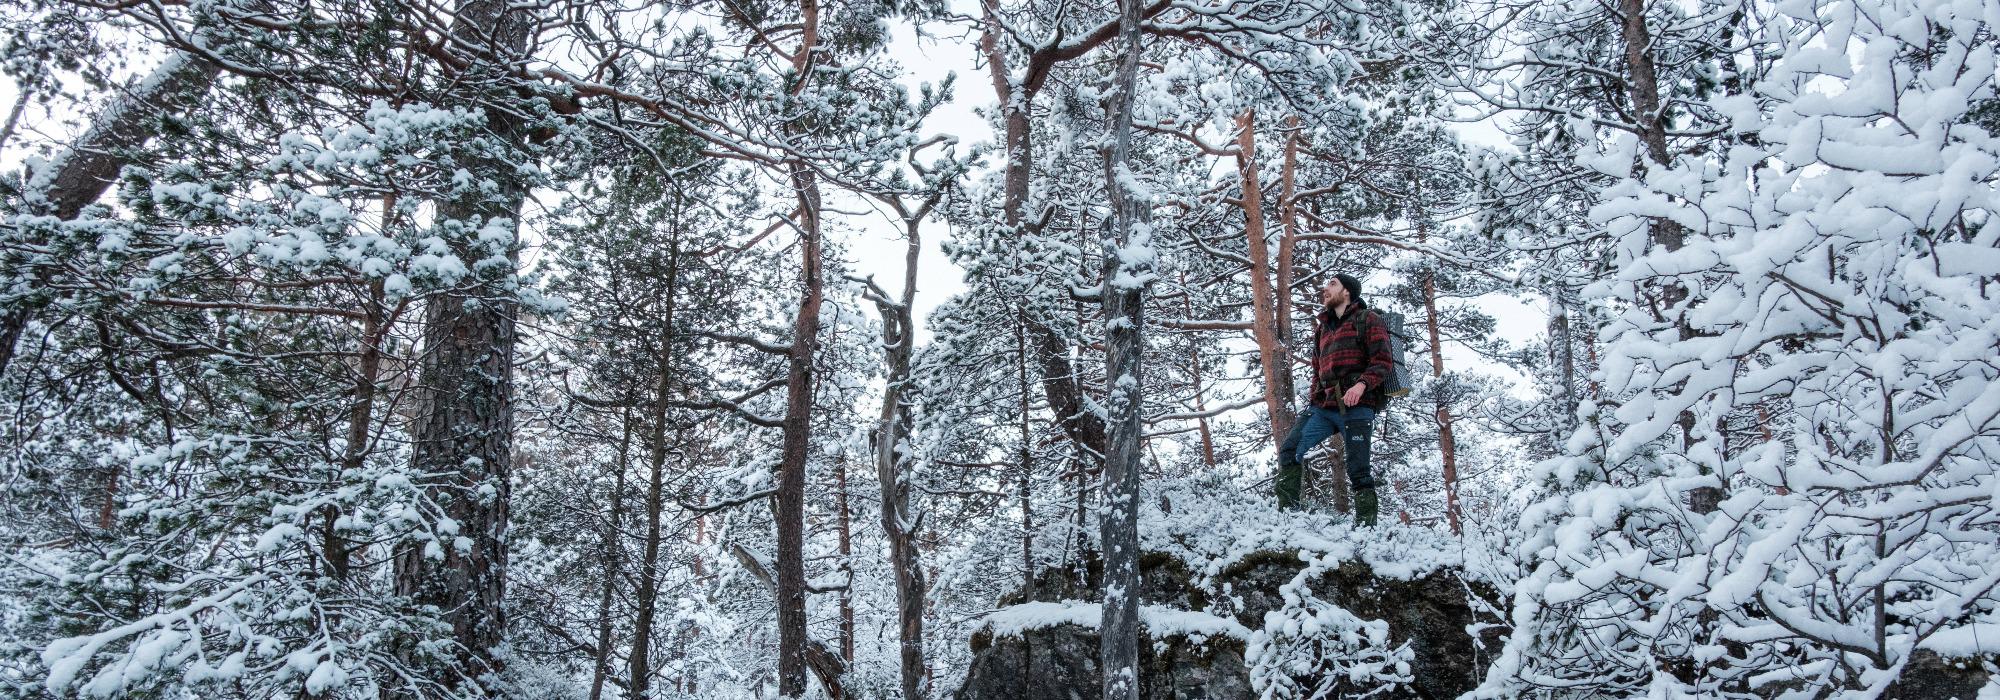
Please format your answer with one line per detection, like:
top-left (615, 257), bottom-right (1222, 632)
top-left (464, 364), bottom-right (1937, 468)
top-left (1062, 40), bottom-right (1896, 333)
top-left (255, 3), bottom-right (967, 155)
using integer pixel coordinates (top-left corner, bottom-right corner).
top-left (958, 624), bottom-right (1250, 700)
top-left (1884, 651), bottom-right (1991, 700)
top-left (1212, 553), bottom-right (1503, 699)
top-left (955, 551), bottom-right (1499, 700)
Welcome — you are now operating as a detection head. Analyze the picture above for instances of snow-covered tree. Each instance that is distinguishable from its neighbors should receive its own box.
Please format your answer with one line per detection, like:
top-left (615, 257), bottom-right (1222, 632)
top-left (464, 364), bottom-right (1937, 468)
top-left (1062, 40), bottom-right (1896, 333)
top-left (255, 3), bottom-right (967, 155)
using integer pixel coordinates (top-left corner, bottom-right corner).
top-left (1486, 0), bottom-right (2000, 695)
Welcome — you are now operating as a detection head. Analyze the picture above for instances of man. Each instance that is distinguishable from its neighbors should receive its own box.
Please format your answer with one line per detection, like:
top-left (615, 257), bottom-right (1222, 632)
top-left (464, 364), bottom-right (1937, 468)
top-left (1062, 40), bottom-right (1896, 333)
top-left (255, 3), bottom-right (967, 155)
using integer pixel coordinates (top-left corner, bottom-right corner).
top-left (1277, 273), bottom-right (1394, 524)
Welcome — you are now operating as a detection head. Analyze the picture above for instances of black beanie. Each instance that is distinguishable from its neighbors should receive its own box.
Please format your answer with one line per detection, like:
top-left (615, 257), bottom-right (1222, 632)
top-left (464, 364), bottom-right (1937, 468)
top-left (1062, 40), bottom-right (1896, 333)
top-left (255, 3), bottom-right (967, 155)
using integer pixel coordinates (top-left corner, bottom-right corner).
top-left (1335, 273), bottom-right (1363, 301)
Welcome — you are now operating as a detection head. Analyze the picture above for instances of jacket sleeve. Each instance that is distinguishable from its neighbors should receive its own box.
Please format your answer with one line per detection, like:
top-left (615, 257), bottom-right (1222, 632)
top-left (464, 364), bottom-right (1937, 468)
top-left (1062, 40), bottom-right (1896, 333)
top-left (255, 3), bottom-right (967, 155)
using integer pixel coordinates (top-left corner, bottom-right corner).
top-left (1358, 313), bottom-right (1394, 390)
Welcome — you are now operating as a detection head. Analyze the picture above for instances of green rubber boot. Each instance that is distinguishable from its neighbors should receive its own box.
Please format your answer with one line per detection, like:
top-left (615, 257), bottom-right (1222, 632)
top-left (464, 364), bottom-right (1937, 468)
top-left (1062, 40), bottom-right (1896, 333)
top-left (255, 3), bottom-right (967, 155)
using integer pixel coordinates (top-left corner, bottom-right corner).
top-left (1276, 458), bottom-right (1304, 511)
top-left (1354, 487), bottom-right (1379, 527)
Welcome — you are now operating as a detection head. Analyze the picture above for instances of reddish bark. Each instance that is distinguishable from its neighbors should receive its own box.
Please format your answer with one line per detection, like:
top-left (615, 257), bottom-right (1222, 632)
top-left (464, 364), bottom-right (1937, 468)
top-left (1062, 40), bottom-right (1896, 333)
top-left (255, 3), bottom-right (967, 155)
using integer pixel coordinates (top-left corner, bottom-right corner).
top-left (774, 162), bottom-right (825, 698)
top-left (1233, 110), bottom-right (1297, 450)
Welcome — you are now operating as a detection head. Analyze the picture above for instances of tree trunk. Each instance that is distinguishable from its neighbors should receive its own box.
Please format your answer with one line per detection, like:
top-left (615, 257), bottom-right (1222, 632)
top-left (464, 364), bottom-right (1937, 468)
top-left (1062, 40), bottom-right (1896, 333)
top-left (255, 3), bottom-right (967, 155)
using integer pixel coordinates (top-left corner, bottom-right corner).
top-left (1422, 269), bottom-right (1461, 535)
top-left (1015, 312), bottom-right (1038, 596)
top-left (326, 278), bottom-right (390, 579)
top-left (0, 86), bottom-right (32, 151)
top-left (835, 453), bottom-right (856, 663)
top-left (328, 196), bottom-right (402, 580)
top-left (391, 195), bottom-right (520, 692)
top-left (391, 200), bottom-right (520, 692)
top-left (23, 53), bottom-right (220, 220)
top-left (774, 160), bottom-right (825, 698)
top-left (1179, 270), bottom-right (1217, 467)
top-left (1275, 117), bottom-right (1303, 393)
top-left (1617, 0), bottom-right (1679, 253)
top-left (767, 0), bottom-right (832, 688)
top-left (389, 2), bottom-right (532, 691)
top-left (588, 407), bottom-right (635, 700)
top-left (1553, 292), bottom-right (1578, 429)
top-left (628, 240), bottom-right (681, 700)
top-left (865, 193), bottom-right (935, 700)
top-left (978, 9), bottom-right (1110, 466)
top-left (1618, 0), bottom-right (1718, 514)
top-left (1232, 109), bottom-right (1295, 449)
top-left (1098, 0), bottom-right (1147, 694)
top-left (1412, 211), bottom-right (1461, 535)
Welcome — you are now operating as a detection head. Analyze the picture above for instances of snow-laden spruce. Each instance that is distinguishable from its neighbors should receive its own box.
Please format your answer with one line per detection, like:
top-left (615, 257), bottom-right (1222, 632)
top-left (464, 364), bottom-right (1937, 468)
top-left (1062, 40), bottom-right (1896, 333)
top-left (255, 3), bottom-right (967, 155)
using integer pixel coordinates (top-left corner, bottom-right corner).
top-left (1484, 0), bottom-right (2000, 695)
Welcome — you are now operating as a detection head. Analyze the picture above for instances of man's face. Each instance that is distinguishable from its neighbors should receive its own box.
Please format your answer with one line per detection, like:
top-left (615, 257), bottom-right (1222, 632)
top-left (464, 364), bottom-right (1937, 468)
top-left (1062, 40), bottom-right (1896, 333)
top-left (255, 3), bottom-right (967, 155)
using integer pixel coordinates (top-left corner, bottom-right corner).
top-left (1321, 280), bottom-right (1347, 308)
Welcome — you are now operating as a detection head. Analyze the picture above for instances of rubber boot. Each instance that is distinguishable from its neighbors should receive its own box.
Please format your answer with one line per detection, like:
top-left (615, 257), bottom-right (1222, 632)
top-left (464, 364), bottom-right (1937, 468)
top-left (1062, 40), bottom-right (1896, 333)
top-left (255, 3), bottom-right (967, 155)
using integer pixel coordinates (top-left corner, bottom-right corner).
top-left (1276, 457), bottom-right (1303, 511)
top-left (1275, 417), bottom-right (1309, 511)
top-left (1354, 487), bottom-right (1379, 527)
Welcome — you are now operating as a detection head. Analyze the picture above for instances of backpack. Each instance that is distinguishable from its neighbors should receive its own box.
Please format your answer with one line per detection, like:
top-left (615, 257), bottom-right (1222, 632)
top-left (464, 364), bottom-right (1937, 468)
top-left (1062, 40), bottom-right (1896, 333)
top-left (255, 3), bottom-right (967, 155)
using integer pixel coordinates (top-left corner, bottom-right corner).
top-left (1370, 310), bottom-right (1414, 399)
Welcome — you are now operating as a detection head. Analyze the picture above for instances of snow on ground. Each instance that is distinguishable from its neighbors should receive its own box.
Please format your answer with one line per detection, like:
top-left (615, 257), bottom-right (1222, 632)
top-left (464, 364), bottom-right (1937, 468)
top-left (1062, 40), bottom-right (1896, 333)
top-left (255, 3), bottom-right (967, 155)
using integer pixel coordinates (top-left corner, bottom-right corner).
top-left (1139, 475), bottom-right (1514, 587)
top-left (979, 601), bottom-right (1253, 643)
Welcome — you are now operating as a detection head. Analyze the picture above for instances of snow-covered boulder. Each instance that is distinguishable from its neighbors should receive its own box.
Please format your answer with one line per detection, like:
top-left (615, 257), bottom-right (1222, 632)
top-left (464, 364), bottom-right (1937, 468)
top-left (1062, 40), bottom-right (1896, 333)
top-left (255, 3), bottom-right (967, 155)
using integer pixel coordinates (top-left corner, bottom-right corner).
top-left (953, 479), bottom-right (1510, 699)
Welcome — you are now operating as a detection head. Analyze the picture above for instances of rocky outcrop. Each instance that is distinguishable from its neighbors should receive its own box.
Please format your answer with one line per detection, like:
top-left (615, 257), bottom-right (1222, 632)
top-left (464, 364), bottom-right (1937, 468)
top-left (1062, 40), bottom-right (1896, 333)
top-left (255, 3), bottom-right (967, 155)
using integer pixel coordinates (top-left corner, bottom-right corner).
top-left (955, 545), bottom-right (1502, 700)
top-left (960, 610), bottom-right (1251, 700)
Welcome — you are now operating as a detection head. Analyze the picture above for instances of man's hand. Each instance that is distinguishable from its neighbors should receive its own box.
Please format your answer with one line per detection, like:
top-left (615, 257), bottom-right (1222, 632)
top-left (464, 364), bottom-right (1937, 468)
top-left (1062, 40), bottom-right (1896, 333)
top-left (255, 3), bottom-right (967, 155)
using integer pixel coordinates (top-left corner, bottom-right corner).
top-left (1342, 382), bottom-right (1366, 407)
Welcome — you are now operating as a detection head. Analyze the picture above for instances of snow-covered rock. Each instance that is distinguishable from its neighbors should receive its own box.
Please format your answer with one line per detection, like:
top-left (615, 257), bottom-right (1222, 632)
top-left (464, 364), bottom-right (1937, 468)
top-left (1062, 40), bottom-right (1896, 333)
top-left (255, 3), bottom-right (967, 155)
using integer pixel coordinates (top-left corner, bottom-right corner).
top-left (953, 478), bottom-right (1510, 699)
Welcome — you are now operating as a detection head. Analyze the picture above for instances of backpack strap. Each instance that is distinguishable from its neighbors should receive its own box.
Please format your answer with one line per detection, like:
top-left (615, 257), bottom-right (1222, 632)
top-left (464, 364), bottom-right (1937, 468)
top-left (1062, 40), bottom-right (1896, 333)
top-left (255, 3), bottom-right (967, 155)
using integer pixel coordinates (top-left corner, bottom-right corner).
top-left (1363, 311), bottom-right (1383, 369)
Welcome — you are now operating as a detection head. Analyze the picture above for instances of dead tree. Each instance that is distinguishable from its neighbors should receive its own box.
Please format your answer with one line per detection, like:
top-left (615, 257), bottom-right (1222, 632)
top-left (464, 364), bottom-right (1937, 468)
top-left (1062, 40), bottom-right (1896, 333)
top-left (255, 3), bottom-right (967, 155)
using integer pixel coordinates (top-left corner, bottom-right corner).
top-left (1098, 0), bottom-right (1148, 693)
top-left (857, 159), bottom-right (950, 700)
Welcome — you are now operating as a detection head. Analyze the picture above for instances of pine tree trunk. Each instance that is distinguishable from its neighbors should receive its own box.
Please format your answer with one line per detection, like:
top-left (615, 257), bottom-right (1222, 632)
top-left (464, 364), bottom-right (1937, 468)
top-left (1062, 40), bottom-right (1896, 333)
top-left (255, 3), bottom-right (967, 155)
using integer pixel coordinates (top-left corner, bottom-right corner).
top-left (775, 160), bottom-right (825, 698)
top-left (629, 241), bottom-right (681, 700)
top-left (1617, 0), bottom-right (1678, 250)
top-left (1179, 270), bottom-right (1217, 467)
top-left (1422, 269), bottom-right (1461, 535)
top-left (1015, 312), bottom-right (1037, 596)
top-left (1098, 0), bottom-right (1147, 693)
top-left (1554, 293), bottom-right (1578, 429)
top-left (768, 0), bottom-right (831, 688)
top-left (1618, 0), bottom-right (1718, 514)
top-left (835, 454), bottom-right (856, 663)
top-left (22, 52), bottom-right (218, 220)
top-left (1275, 117), bottom-right (1303, 398)
top-left (0, 86), bottom-right (31, 151)
top-left (389, 2), bottom-right (533, 690)
top-left (393, 211), bottom-right (519, 693)
top-left (588, 407), bottom-right (634, 700)
top-left (326, 277), bottom-right (390, 579)
top-left (1414, 212), bottom-right (1462, 534)
top-left (1232, 109), bottom-right (1295, 450)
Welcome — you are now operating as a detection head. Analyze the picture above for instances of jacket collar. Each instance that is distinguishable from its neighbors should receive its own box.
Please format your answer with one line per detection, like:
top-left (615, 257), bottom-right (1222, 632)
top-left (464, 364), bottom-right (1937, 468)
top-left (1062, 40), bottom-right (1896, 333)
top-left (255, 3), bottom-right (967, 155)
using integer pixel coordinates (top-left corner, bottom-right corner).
top-left (1318, 297), bottom-right (1368, 325)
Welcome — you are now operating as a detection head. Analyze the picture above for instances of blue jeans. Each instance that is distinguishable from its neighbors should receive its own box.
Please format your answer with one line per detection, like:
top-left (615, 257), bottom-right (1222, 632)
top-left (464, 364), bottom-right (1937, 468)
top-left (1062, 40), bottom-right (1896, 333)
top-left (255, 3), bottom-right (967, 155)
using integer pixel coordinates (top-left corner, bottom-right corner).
top-left (1276, 405), bottom-right (1377, 509)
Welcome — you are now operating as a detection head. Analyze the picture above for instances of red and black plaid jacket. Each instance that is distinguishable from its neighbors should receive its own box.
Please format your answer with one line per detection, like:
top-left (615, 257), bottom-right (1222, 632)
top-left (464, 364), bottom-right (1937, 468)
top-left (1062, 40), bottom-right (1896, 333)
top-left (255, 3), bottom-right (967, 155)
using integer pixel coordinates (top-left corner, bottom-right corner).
top-left (1311, 301), bottom-right (1394, 410)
